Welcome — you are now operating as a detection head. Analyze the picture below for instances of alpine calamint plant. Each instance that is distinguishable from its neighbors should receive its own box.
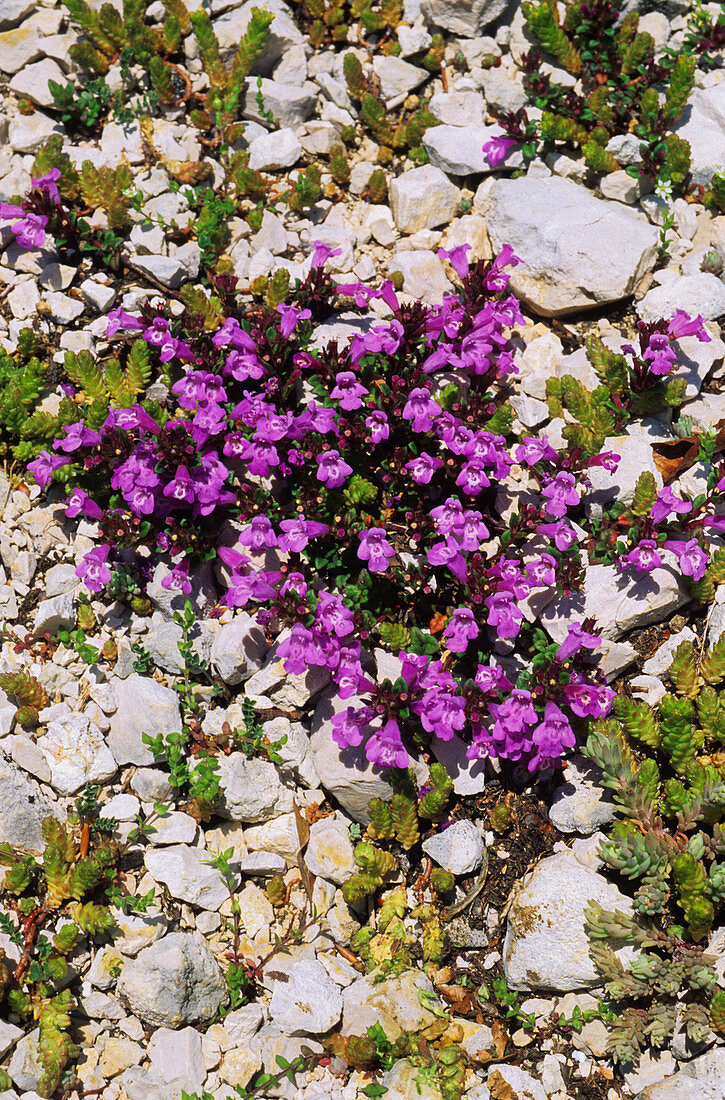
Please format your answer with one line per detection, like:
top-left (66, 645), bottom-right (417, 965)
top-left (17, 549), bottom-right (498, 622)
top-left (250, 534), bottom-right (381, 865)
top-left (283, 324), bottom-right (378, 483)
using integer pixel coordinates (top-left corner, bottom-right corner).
top-left (495, 0), bottom-right (694, 188)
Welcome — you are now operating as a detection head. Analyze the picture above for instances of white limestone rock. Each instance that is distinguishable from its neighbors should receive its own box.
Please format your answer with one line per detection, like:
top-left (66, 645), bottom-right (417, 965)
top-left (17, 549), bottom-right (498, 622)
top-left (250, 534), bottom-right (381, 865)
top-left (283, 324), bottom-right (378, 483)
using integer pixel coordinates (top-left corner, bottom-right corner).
top-left (484, 176), bottom-right (658, 316)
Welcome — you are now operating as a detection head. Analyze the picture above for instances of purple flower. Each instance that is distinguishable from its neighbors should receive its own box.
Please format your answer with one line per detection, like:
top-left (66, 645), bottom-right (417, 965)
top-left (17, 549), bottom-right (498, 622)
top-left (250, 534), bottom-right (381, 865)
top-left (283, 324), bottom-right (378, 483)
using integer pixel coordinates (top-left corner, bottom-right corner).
top-left (76, 545), bottom-right (111, 593)
top-left (31, 168), bottom-right (61, 205)
top-left (402, 387), bottom-right (441, 433)
top-left (664, 538), bottom-right (709, 581)
top-left (366, 719), bottom-right (409, 769)
top-left (238, 515), bottom-right (278, 552)
top-left (316, 450), bottom-right (353, 489)
top-left (563, 680), bottom-right (613, 719)
top-left (330, 371), bottom-right (369, 410)
top-left (0, 206), bottom-right (48, 249)
top-left (437, 244), bottom-right (471, 280)
top-left (316, 591), bottom-right (354, 637)
top-left (172, 371), bottom-right (226, 410)
top-left (431, 498), bottom-right (464, 537)
top-left (106, 307), bottom-right (144, 338)
top-left (460, 510), bottom-right (489, 551)
top-left (405, 452), bottom-right (443, 485)
top-left (64, 488), bottom-right (103, 521)
top-left (541, 471), bottom-right (580, 517)
top-left (27, 449), bottom-right (70, 487)
top-left (277, 304), bottom-right (311, 339)
top-left (366, 410), bottom-right (389, 444)
top-left (310, 241), bottom-right (343, 269)
top-left (160, 559), bottom-right (192, 595)
top-left (455, 460), bottom-right (490, 496)
top-left (482, 134), bottom-right (518, 167)
top-left (144, 318), bottom-right (193, 363)
top-left (426, 538), bottom-right (468, 583)
top-left (163, 465), bottom-right (197, 504)
top-left (443, 609), bottom-right (480, 653)
top-left (527, 553), bottom-right (556, 587)
top-left (278, 623), bottom-right (319, 676)
top-left (54, 420), bottom-right (101, 453)
top-left (358, 528), bottom-right (396, 573)
top-left (515, 436), bottom-right (557, 466)
top-left (528, 702), bottom-right (576, 771)
top-left (536, 520), bottom-right (577, 551)
top-left (475, 664), bottom-right (512, 694)
top-left (556, 622), bottom-right (601, 662)
top-left (668, 310), bottom-right (710, 342)
top-left (416, 688), bottom-right (466, 740)
top-left (212, 317), bottom-right (256, 352)
top-left (642, 333), bottom-right (677, 376)
top-left (485, 591), bottom-right (522, 639)
top-left (331, 706), bottom-right (370, 749)
top-left (624, 539), bottom-right (663, 572)
top-left (278, 515), bottom-right (329, 553)
top-left (650, 486), bottom-right (692, 524)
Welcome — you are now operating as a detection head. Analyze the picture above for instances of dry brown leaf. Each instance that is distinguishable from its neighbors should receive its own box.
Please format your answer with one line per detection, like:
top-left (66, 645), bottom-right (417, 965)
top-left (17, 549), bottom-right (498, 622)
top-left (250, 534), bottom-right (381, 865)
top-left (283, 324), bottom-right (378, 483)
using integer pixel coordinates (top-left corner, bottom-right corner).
top-left (491, 1018), bottom-right (510, 1060)
top-left (652, 417), bottom-right (725, 483)
top-left (488, 1069), bottom-right (517, 1100)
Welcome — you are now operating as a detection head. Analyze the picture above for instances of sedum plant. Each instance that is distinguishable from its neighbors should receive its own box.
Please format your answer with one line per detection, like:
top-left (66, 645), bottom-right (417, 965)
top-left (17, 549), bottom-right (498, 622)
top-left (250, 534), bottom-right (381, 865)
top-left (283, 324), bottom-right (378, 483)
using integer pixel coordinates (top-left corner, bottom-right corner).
top-left (0, 808), bottom-right (121, 1097)
top-left (582, 635), bottom-right (725, 1061)
top-left (188, 6), bottom-right (273, 143)
top-left (343, 51), bottom-right (440, 163)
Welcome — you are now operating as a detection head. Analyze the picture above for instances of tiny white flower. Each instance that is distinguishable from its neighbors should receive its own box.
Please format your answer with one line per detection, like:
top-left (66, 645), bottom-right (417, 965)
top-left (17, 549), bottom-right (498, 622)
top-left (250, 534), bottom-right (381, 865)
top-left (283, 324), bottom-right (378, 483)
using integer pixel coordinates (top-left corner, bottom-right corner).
top-left (654, 176), bottom-right (673, 202)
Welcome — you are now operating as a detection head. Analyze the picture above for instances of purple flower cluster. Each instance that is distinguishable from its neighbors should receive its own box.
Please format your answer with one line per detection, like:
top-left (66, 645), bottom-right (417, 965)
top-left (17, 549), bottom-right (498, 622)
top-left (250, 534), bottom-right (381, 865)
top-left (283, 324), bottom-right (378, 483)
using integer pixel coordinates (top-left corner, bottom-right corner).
top-left (22, 225), bottom-right (725, 777)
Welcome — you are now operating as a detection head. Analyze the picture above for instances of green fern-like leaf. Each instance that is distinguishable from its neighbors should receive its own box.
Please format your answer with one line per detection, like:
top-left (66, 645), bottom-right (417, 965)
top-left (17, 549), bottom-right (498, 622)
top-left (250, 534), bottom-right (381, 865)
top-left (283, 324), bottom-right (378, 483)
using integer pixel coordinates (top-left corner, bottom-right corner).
top-left (620, 31), bottom-right (654, 78)
top-left (664, 54), bottom-right (696, 121)
top-left (631, 471), bottom-right (657, 518)
top-left (230, 7), bottom-right (274, 86)
top-left (522, 0), bottom-right (581, 71)
top-left (190, 8), bottom-right (226, 93)
top-left (64, 349), bottom-right (107, 402)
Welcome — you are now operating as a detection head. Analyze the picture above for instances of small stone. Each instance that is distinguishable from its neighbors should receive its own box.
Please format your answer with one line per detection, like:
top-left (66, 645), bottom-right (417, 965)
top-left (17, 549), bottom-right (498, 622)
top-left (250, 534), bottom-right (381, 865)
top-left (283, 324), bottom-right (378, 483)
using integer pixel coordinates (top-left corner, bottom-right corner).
top-left (0, 756), bottom-right (59, 853)
top-left (117, 932), bottom-right (227, 1027)
top-left (128, 254), bottom-right (189, 289)
top-left (218, 1047), bottom-right (263, 1090)
top-left (148, 1026), bottom-right (206, 1091)
top-left (248, 126), bottom-right (302, 171)
top-left (8, 58), bottom-right (67, 106)
top-left (79, 278), bottom-right (116, 312)
top-left (487, 1065), bottom-right (547, 1100)
top-left (429, 89), bottom-right (486, 125)
top-left (217, 753), bottom-right (294, 822)
top-left (503, 848), bottom-right (634, 991)
top-left (108, 673), bottom-right (182, 766)
top-left (389, 165), bottom-right (461, 235)
top-left (420, 0), bottom-right (508, 35)
top-left (599, 170), bottom-right (643, 204)
top-left (32, 591), bottom-right (75, 637)
top-left (423, 123), bottom-right (509, 175)
top-left (99, 1037), bottom-right (144, 1078)
top-left (549, 755), bottom-right (616, 835)
top-left (145, 845), bottom-right (231, 910)
top-left (42, 291), bottom-right (85, 324)
top-left (637, 273), bottom-right (725, 323)
top-left (7, 111), bottom-right (62, 154)
top-left (341, 971), bottom-right (443, 1041)
top-left (241, 78), bottom-right (316, 128)
top-left (144, 805), bottom-right (196, 843)
top-left (485, 176), bottom-right (658, 316)
top-left (268, 958), bottom-right (343, 1035)
top-left (112, 907), bottom-right (168, 957)
top-left (388, 249), bottom-right (452, 304)
top-left (236, 882), bottom-right (274, 937)
top-left (422, 820), bottom-right (484, 875)
top-left (304, 813), bottom-right (357, 885)
top-left (372, 54), bottom-right (429, 99)
top-left (36, 713), bottom-right (116, 795)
